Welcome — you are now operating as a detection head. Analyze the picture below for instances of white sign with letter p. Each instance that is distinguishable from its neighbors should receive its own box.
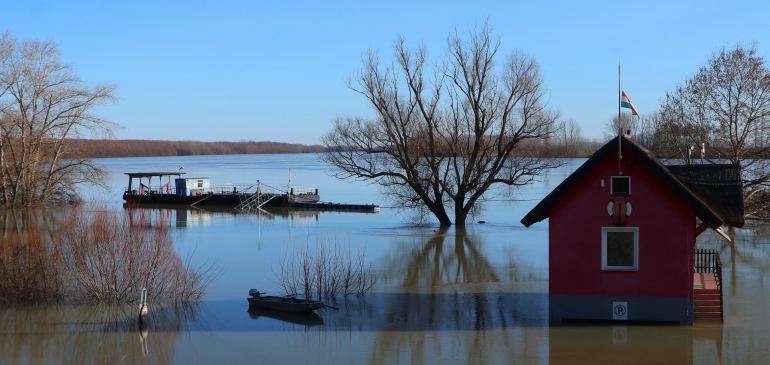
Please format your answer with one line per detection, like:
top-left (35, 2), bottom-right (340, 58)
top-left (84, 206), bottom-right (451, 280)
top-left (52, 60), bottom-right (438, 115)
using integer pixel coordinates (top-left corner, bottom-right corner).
top-left (613, 301), bottom-right (628, 320)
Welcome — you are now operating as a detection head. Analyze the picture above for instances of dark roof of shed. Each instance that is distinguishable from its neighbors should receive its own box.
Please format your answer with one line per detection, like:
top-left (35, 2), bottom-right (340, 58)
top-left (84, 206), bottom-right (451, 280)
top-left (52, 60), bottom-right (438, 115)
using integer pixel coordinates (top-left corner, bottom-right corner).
top-left (520, 135), bottom-right (742, 228)
top-left (667, 164), bottom-right (744, 227)
top-left (125, 172), bottom-right (186, 177)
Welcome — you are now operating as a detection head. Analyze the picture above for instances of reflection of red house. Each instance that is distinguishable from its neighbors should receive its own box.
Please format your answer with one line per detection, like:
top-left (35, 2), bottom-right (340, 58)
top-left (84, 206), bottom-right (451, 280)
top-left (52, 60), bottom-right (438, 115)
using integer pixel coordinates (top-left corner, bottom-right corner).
top-left (521, 135), bottom-right (744, 325)
top-left (549, 323), bottom-right (724, 365)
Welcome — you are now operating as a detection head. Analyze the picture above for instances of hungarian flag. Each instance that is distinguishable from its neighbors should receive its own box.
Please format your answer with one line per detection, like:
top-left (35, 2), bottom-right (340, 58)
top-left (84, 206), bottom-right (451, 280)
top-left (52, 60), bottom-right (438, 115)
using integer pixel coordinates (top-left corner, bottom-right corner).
top-left (621, 91), bottom-right (639, 117)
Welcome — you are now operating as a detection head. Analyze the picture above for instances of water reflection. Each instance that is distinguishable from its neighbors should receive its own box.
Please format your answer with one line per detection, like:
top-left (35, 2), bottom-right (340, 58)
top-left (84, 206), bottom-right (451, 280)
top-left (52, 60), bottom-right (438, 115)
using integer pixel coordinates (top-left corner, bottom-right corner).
top-left (0, 208), bottom-right (61, 236)
top-left (360, 293), bottom-right (547, 365)
top-left (551, 325), bottom-right (694, 364)
top-left (0, 302), bottom-right (206, 365)
top-left (695, 226), bottom-right (770, 365)
top-left (1, 217), bottom-right (766, 365)
top-left (247, 307), bottom-right (324, 327)
top-left (722, 226), bottom-right (770, 296)
top-left (261, 230), bottom-right (732, 364)
top-left (286, 231), bottom-right (550, 364)
top-left (123, 204), bottom-right (380, 229)
top-left (380, 229), bottom-right (501, 288)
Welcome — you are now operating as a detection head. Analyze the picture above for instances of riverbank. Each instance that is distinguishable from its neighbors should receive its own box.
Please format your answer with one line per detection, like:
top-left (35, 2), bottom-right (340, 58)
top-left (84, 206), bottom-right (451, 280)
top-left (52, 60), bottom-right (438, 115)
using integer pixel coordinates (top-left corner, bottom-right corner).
top-left (64, 139), bottom-right (325, 158)
top-left (66, 138), bottom-right (607, 159)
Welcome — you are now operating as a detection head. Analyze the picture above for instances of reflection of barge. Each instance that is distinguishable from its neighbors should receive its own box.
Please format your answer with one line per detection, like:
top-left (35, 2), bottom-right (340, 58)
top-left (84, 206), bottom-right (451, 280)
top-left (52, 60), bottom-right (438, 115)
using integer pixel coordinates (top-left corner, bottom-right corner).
top-left (122, 172), bottom-right (320, 208)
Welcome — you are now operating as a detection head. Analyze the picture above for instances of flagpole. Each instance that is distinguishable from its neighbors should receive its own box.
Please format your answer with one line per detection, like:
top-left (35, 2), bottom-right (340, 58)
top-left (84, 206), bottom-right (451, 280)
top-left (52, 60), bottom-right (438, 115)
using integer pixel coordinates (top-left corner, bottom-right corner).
top-left (618, 62), bottom-right (622, 175)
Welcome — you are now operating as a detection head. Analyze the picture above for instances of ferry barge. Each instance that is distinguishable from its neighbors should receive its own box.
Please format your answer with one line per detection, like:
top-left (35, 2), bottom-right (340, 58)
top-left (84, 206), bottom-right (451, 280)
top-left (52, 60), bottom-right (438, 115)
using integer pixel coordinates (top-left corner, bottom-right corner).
top-left (122, 172), bottom-right (320, 208)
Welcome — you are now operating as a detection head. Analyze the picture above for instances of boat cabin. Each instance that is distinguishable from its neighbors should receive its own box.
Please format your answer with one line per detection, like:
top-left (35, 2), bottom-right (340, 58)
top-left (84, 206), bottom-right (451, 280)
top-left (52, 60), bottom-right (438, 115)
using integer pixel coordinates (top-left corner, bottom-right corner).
top-left (175, 177), bottom-right (211, 196)
top-left (125, 172), bottom-right (185, 195)
top-left (521, 135), bottom-right (744, 325)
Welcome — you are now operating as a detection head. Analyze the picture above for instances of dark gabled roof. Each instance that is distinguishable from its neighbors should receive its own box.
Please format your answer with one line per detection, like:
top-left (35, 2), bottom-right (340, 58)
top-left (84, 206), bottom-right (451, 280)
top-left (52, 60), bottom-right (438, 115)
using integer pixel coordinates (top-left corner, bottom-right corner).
top-left (521, 135), bottom-right (732, 228)
top-left (667, 164), bottom-right (744, 227)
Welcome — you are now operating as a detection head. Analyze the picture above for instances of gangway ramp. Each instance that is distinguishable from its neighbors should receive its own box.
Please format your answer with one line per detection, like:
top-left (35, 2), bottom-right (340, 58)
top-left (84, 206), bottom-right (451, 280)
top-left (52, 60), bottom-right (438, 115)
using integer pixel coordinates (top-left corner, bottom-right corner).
top-left (236, 182), bottom-right (282, 213)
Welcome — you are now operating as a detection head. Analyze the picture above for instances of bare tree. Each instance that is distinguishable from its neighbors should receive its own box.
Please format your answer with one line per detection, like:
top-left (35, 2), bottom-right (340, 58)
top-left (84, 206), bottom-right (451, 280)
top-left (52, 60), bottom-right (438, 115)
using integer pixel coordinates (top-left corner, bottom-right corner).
top-left (660, 42), bottom-right (770, 218)
top-left (634, 111), bottom-right (668, 151)
top-left (0, 32), bottom-right (117, 207)
top-left (321, 23), bottom-right (560, 226)
top-left (603, 111), bottom-right (672, 154)
top-left (559, 118), bottom-right (582, 146)
top-left (552, 118), bottom-right (584, 157)
top-left (603, 113), bottom-right (639, 141)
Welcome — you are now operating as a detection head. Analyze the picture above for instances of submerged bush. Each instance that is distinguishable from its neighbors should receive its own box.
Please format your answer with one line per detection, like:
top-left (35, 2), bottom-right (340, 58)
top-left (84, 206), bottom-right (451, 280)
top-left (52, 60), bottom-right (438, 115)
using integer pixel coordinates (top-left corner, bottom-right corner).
top-left (0, 205), bottom-right (221, 304)
top-left (273, 235), bottom-right (378, 301)
top-left (0, 222), bottom-right (63, 302)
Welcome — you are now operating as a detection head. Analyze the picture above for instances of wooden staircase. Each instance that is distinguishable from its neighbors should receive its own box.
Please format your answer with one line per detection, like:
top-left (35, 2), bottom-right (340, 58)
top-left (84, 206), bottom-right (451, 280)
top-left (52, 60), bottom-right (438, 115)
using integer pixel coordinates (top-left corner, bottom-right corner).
top-left (694, 249), bottom-right (724, 322)
top-left (694, 274), bottom-right (721, 320)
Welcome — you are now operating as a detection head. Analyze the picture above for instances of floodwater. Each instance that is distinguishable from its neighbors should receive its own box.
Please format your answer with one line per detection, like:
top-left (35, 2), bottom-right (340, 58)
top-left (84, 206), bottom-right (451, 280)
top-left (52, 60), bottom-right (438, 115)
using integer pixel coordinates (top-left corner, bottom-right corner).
top-left (1, 154), bottom-right (769, 364)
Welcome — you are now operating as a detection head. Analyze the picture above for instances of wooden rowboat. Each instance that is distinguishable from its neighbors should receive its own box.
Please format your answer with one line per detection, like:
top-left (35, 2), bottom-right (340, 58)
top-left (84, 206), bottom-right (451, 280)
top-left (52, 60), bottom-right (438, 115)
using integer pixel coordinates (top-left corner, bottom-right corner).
top-left (247, 289), bottom-right (324, 313)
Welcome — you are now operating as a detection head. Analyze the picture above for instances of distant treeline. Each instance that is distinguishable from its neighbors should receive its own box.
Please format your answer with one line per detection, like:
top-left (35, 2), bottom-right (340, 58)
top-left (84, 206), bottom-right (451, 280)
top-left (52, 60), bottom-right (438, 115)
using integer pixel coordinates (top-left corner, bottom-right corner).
top-left (65, 138), bottom-right (604, 159)
top-left (64, 139), bottom-right (326, 158)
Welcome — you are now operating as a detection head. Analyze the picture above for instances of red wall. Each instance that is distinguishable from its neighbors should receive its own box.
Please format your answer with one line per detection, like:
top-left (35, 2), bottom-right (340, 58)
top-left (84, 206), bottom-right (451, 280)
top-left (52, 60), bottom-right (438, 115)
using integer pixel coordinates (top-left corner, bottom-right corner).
top-left (549, 148), bottom-right (695, 298)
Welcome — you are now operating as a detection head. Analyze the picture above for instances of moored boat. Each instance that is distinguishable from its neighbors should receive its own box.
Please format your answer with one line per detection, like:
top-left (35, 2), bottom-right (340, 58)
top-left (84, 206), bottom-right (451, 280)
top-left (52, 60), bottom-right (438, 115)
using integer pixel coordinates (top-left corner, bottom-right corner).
top-left (122, 172), bottom-right (320, 208)
top-left (247, 289), bottom-right (324, 313)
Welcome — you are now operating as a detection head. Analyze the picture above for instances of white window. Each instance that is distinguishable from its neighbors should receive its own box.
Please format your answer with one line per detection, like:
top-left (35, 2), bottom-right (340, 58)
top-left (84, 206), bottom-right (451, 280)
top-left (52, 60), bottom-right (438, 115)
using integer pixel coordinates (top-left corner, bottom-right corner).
top-left (611, 176), bottom-right (631, 195)
top-left (602, 227), bottom-right (638, 271)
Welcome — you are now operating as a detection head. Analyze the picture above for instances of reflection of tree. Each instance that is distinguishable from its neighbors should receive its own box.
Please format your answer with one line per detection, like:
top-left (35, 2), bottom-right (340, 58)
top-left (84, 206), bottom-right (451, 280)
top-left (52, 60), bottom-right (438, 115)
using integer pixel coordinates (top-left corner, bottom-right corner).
top-left (278, 231), bottom-right (546, 364)
top-left (0, 302), bottom-right (205, 364)
top-left (697, 225), bottom-right (770, 364)
top-left (0, 208), bottom-right (59, 238)
top-left (367, 231), bottom-right (543, 364)
top-left (699, 227), bottom-right (770, 296)
top-left (382, 230), bottom-right (500, 288)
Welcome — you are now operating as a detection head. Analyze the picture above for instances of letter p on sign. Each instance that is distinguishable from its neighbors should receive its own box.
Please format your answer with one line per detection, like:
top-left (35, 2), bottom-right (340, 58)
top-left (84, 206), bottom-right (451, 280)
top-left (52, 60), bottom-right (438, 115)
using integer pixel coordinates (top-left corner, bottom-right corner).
top-left (613, 302), bottom-right (628, 320)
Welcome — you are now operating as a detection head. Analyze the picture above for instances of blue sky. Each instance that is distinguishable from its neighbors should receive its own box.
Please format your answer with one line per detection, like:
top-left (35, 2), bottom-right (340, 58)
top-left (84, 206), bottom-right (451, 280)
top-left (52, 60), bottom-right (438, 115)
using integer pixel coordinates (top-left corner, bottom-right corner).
top-left (1, 0), bottom-right (768, 144)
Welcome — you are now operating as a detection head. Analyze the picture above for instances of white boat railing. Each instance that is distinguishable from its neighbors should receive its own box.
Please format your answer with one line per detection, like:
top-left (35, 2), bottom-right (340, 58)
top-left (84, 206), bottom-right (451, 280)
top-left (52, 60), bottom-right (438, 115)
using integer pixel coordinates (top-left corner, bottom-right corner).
top-left (280, 184), bottom-right (317, 196)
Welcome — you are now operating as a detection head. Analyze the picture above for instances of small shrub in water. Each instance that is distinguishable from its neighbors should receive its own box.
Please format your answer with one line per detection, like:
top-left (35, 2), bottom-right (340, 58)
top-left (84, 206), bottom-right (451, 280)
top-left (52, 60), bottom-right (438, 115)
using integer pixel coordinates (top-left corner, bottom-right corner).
top-left (272, 234), bottom-right (378, 301)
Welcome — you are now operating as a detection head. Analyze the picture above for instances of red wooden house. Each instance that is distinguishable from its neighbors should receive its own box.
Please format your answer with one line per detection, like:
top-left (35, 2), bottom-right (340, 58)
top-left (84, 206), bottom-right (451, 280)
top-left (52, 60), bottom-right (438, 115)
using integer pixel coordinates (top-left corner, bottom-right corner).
top-left (521, 135), bottom-right (744, 325)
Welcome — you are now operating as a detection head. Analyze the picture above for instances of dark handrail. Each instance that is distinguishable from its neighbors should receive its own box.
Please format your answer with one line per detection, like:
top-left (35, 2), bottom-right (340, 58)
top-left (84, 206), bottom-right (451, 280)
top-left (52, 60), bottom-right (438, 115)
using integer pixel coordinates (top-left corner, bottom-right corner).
top-left (694, 248), bottom-right (717, 273)
top-left (716, 253), bottom-right (723, 323)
